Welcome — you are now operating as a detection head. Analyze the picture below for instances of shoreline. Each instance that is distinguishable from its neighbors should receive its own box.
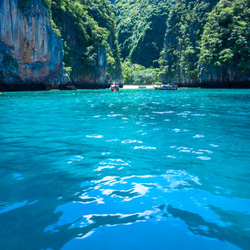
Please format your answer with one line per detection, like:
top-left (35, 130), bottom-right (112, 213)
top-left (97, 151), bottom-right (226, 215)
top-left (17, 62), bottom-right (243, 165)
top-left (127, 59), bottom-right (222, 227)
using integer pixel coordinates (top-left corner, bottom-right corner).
top-left (1, 83), bottom-right (249, 92)
top-left (123, 85), bottom-right (154, 89)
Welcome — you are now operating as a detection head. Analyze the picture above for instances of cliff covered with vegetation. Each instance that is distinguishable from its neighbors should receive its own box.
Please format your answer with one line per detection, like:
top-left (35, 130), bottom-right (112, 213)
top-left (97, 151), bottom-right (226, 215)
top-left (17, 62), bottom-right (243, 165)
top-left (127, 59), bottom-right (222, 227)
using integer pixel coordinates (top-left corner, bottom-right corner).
top-left (112, 0), bottom-right (250, 87)
top-left (113, 0), bottom-right (172, 68)
top-left (43, 0), bottom-right (123, 87)
top-left (0, 0), bottom-right (123, 91)
top-left (160, 0), bottom-right (250, 87)
top-left (198, 0), bottom-right (250, 86)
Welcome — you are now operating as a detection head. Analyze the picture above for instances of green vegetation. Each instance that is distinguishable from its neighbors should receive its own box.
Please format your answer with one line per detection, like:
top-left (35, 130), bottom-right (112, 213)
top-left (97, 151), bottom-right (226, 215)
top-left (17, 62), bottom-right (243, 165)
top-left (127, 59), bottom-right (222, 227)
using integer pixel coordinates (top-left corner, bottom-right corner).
top-left (113, 0), bottom-right (249, 85)
top-left (41, 0), bottom-right (120, 78)
top-left (121, 60), bottom-right (159, 85)
top-left (159, 0), bottom-right (219, 83)
top-left (159, 0), bottom-right (250, 83)
top-left (112, 0), bottom-right (174, 84)
top-left (17, 0), bottom-right (31, 13)
top-left (113, 0), bottom-right (172, 68)
top-left (199, 0), bottom-right (250, 78)
top-left (17, 0), bottom-right (122, 83)
top-left (2, 54), bottom-right (18, 68)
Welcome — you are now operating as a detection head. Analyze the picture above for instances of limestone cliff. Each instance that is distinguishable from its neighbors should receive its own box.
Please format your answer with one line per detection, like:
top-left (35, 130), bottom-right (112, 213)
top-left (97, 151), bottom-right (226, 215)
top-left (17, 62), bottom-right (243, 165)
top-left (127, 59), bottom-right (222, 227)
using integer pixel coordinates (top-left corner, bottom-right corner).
top-left (59, 16), bottom-right (123, 89)
top-left (45, 0), bottom-right (123, 89)
top-left (160, 0), bottom-right (250, 87)
top-left (0, 0), bottom-right (123, 91)
top-left (160, 0), bottom-right (219, 87)
top-left (0, 0), bottom-right (68, 91)
top-left (60, 16), bottom-right (107, 88)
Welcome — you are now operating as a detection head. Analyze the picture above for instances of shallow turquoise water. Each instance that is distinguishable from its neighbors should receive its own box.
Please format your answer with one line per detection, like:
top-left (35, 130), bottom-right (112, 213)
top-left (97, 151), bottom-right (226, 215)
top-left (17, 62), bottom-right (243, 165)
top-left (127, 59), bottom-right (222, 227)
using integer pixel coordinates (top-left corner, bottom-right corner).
top-left (0, 88), bottom-right (249, 250)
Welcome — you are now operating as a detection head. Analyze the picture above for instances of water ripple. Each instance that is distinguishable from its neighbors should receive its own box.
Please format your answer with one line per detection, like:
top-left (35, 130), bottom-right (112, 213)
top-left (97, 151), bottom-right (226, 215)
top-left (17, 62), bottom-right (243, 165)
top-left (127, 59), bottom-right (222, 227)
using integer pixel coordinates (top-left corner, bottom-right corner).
top-left (134, 146), bottom-right (157, 150)
top-left (1, 89), bottom-right (249, 250)
top-left (86, 135), bottom-right (103, 138)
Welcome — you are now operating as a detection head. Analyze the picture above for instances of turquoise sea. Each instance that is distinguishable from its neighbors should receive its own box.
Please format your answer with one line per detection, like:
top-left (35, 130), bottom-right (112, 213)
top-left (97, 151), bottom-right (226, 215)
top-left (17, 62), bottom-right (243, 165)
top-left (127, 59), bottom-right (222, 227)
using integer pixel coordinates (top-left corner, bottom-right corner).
top-left (0, 88), bottom-right (249, 250)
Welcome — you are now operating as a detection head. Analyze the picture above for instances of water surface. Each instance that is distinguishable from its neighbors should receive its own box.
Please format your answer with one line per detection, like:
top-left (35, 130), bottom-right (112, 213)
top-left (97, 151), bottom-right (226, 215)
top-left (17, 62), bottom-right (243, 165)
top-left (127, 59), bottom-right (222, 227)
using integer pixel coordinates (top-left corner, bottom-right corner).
top-left (0, 88), bottom-right (249, 249)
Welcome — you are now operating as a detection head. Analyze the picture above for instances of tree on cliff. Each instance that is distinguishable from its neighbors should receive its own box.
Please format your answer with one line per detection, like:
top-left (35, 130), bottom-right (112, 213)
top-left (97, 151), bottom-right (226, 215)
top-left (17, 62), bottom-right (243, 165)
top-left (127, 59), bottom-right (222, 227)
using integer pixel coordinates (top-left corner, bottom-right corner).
top-left (112, 0), bottom-right (172, 68)
top-left (158, 0), bottom-right (250, 85)
top-left (159, 0), bottom-right (219, 84)
top-left (40, 0), bottom-right (122, 82)
top-left (198, 0), bottom-right (250, 81)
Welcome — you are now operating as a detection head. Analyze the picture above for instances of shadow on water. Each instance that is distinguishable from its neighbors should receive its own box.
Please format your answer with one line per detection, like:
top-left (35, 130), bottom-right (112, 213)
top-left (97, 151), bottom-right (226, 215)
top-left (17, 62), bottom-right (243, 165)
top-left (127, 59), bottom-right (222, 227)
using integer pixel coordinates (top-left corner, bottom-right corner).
top-left (0, 171), bottom-right (97, 250)
top-left (167, 205), bottom-right (250, 250)
top-left (2, 200), bottom-right (249, 250)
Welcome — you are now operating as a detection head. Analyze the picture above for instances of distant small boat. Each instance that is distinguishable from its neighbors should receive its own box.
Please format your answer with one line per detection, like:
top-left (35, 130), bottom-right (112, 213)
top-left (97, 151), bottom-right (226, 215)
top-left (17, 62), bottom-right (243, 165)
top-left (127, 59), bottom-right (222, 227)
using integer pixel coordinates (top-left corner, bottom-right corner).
top-left (66, 85), bottom-right (77, 90)
top-left (153, 83), bottom-right (178, 90)
top-left (110, 82), bottom-right (120, 92)
top-left (138, 85), bottom-right (146, 88)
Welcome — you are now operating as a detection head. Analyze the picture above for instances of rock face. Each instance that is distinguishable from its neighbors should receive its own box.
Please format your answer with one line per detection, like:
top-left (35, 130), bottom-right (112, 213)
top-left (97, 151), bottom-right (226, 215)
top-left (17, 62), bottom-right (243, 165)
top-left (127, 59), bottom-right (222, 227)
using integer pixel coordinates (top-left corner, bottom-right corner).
top-left (0, 0), bottom-right (123, 91)
top-left (160, 0), bottom-right (249, 88)
top-left (199, 66), bottom-right (250, 88)
top-left (60, 17), bottom-right (121, 89)
top-left (70, 46), bottom-right (107, 88)
top-left (0, 0), bottom-right (67, 91)
top-left (160, 0), bottom-right (218, 87)
top-left (105, 35), bottom-right (124, 86)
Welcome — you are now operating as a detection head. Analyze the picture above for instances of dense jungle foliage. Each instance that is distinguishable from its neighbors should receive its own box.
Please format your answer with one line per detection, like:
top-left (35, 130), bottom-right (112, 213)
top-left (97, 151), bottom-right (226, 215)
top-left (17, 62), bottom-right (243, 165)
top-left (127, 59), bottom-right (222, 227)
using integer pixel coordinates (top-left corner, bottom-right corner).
top-left (17, 0), bottom-right (31, 11)
top-left (113, 0), bottom-right (249, 85)
top-left (198, 0), bottom-right (250, 79)
top-left (121, 61), bottom-right (160, 85)
top-left (160, 0), bottom-right (250, 84)
top-left (42, 0), bottom-right (120, 77)
top-left (159, 0), bottom-right (219, 83)
top-left (112, 0), bottom-right (172, 68)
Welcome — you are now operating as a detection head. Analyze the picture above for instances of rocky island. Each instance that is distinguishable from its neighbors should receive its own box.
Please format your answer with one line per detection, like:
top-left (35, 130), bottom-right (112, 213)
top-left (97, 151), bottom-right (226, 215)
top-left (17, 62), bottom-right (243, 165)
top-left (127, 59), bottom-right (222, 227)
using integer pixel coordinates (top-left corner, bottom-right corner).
top-left (0, 0), bottom-right (249, 91)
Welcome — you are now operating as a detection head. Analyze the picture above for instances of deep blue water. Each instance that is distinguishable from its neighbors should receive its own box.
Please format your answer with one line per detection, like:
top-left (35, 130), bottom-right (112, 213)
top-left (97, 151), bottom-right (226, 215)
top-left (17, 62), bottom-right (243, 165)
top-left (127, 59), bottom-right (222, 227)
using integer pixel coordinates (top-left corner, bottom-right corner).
top-left (0, 88), bottom-right (249, 250)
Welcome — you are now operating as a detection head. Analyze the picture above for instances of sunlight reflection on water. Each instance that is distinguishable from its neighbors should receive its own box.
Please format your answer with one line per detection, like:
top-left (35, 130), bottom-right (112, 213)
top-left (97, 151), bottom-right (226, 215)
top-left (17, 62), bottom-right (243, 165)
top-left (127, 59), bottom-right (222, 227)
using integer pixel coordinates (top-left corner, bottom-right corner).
top-left (0, 89), bottom-right (249, 250)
